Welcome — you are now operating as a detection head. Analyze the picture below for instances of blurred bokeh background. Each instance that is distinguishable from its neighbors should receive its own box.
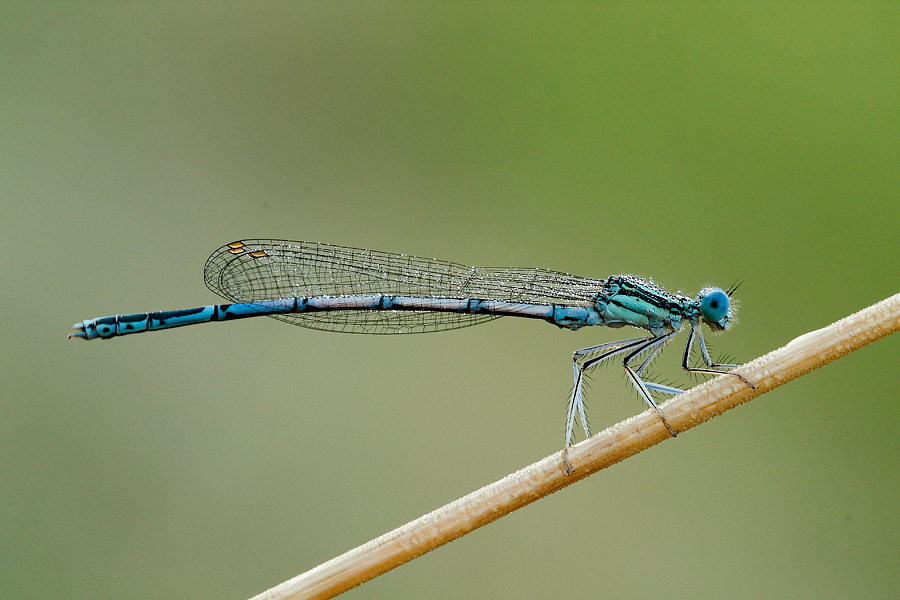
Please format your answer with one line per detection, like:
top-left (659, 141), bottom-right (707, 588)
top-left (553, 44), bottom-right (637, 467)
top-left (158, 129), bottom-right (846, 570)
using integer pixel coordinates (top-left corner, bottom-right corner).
top-left (3, 3), bottom-right (898, 599)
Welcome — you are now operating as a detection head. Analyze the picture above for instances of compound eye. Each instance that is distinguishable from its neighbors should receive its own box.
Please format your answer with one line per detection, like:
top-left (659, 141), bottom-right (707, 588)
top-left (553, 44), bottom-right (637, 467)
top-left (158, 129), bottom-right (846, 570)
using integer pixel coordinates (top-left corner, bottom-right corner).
top-left (700, 289), bottom-right (730, 324)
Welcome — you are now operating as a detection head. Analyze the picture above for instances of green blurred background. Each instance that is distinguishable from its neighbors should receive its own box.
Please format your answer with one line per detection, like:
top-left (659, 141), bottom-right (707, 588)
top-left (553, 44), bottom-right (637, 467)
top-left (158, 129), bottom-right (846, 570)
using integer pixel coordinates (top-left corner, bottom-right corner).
top-left (3, 3), bottom-right (898, 599)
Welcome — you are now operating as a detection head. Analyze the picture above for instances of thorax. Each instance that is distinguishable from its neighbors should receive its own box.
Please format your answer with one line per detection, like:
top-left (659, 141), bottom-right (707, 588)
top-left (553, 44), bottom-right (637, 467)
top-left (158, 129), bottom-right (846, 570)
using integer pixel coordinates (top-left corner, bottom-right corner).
top-left (594, 275), bottom-right (697, 336)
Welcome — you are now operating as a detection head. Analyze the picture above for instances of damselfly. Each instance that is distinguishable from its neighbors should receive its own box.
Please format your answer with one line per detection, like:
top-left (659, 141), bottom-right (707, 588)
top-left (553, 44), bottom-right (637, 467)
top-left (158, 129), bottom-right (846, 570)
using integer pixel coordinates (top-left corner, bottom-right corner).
top-left (70, 239), bottom-right (753, 470)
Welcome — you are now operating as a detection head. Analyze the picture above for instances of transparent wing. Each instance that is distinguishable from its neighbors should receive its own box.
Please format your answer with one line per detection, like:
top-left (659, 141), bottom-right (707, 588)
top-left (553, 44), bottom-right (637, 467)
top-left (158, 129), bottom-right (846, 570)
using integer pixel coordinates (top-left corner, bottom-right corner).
top-left (204, 239), bottom-right (604, 334)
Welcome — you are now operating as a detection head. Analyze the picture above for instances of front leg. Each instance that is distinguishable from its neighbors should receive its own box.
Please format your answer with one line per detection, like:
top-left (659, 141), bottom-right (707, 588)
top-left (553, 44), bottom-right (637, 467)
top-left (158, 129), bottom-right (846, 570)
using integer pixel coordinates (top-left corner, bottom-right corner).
top-left (682, 324), bottom-right (756, 388)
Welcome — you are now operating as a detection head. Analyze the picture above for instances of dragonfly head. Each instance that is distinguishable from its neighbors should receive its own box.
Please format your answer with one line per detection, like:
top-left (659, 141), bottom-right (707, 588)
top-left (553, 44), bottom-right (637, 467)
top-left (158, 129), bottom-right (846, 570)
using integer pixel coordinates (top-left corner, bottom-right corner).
top-left (697, 286), bottom-right (735, 331)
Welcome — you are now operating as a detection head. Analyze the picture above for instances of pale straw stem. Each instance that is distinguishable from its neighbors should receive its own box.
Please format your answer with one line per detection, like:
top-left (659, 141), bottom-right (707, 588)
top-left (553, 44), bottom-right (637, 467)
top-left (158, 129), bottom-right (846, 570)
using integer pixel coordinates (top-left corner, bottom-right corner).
top-left (249, 292), bottom-right (900, 600)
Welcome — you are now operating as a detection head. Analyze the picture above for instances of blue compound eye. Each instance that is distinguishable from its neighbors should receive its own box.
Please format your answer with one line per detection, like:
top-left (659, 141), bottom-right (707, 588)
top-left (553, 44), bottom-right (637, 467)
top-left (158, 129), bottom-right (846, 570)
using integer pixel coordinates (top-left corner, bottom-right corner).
top-left (700, 289), bottom-right (730, 324)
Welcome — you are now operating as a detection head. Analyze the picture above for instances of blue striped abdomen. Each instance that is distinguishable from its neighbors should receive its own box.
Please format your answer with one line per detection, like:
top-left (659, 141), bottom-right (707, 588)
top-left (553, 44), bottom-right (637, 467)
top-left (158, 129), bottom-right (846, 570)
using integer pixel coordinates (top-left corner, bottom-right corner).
top-left (70, 295), bottom-right (604, 339)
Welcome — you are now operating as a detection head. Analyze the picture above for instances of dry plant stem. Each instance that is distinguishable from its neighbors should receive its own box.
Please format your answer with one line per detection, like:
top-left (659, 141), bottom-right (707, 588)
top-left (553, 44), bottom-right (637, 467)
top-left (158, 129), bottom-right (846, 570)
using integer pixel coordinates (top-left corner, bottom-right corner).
top-left (250, 293), bottom-right (900, 600)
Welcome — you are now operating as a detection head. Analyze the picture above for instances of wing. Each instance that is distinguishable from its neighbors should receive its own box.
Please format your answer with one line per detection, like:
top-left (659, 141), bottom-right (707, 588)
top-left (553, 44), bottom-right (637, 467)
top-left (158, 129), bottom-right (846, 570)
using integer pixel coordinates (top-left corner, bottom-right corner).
top-left (203, 239), bottom-right (604, 334)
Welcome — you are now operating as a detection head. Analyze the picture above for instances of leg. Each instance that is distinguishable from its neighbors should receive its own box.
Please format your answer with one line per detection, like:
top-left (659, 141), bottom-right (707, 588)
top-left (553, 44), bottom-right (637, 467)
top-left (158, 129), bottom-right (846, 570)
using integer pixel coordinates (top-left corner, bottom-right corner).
top-left (633, 335), bottom-right (668, 375)
top-left (567, 338), bottom-right (648, 443)
top-left (682, 325), bottom-right (756, 388)
top-left (564, 337), bottom-right (654, 473)
top-left (620, 333), bottom-right (680, 437)
top-left (630, 334), bottom-right (685, 394)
